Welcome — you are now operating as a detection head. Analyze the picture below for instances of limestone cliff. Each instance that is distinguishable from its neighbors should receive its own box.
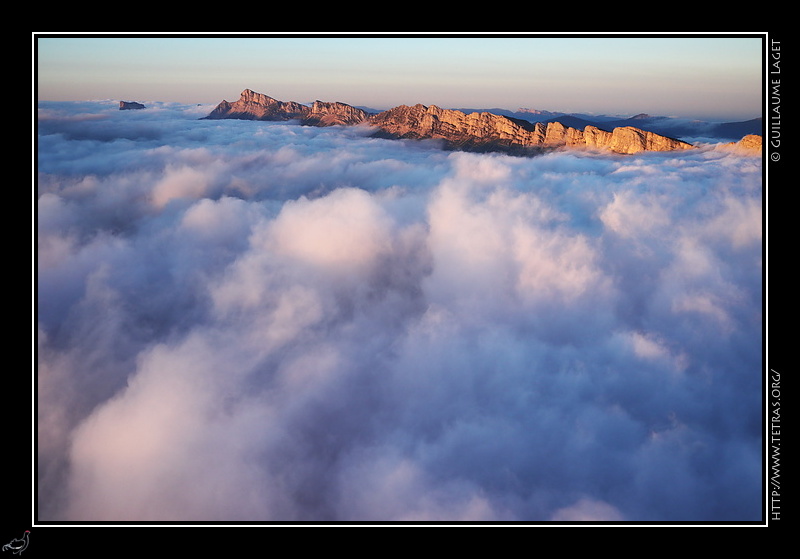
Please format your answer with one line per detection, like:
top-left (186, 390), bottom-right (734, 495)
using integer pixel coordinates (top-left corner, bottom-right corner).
top-left (368, 103), bottom-right (693, 154)
top-left (304, 100), bottom-right (370, 126)
top-left (204, 89), bottom-right (308, 121)
top-left (733, 134), bottom-right (763, 152)
top-left (204, 89), bottom-right (368, 126)
top-left (204, 89), bottom-right (695, 155)
top-left (369, 104), bottom-right (548, 152)
top-left (717, 134), bottom-right (763, 155)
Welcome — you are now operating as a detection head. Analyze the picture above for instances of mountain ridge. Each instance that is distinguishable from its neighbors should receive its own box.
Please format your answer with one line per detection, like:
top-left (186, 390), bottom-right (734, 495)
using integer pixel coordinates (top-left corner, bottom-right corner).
top-left (461, 108), bottom-right (762, 141)
top-left (204, 89), bottom-right (758, 155)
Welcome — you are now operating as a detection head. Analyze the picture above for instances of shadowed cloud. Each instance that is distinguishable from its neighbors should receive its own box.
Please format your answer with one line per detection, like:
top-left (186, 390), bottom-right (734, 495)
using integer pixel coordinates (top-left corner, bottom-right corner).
top-left (37, 101), bottom-right (763, 523)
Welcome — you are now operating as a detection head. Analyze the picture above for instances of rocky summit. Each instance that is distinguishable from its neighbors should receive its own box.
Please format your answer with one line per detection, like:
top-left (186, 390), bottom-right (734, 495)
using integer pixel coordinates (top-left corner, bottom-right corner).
top-left (120, 101), bottom-right (146, 110)
top-left (721, 134), bottom-right (763, 154)
top-left (204, 89), bottom-right (703, 155)
top-left (203, 89), bottom-right (368, 126)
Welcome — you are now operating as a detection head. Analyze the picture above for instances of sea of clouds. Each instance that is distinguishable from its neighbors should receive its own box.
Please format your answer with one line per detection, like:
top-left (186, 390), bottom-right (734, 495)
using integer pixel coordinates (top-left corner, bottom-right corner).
top-left (36, 100), bottom-right (763, 522)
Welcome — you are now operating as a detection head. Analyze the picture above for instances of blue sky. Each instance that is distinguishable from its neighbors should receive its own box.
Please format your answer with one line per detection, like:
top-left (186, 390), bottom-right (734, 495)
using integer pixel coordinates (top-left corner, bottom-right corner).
top-left (35, 34), bottom-right (764, 121)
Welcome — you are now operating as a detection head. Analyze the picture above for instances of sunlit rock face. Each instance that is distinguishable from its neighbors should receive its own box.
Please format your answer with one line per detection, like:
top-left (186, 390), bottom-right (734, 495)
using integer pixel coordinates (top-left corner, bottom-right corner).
top-left (369, 105), bottom-right (694, 154)
top-left (714, 134), bottom-right (763, 156)
top-left (734, 134), bottom-right (763, 152)
top-left (369, 104), bottom-right (548, 152)
top-left (205, 89), bottom-right (697, 155)
top-left (204, 89), bottom-right (310, 121)
top-left (305, 101), bottom-right (370, 126)
top-left (203, 89), bottom-right (368, 126)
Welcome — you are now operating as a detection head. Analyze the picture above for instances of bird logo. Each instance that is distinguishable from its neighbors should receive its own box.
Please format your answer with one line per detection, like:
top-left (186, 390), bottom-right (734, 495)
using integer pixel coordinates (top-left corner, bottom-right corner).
top-left (2, 531), bottom-right (29, 555)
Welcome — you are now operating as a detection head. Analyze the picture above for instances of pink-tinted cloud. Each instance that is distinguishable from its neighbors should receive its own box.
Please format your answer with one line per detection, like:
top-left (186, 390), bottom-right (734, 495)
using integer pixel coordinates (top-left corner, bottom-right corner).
top-left (37, 101), bottom-right (763, 523)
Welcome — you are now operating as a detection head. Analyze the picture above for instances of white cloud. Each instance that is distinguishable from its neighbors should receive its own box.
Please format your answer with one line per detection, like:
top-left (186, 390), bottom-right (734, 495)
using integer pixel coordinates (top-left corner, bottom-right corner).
top-left (550, 498), bottom-right (625, 521)
top-left (36, 102), bottom-right (764, 523)
top-left (151, 164), bottom-right (216, 209)
top-left (64, 331), bottom-right (278, 521)
top-left (599, 191), bottom-right (671, 238)
top-left (333, 445), bottom-right (510, 521)
top-left (269, 187), bottom-right (394, 272)
top-left (705, 195), bottom-right (762, 249)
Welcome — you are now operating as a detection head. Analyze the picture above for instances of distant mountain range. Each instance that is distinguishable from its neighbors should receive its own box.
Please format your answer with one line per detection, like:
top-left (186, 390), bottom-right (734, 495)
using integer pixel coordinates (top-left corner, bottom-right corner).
top-left (203, 89), bottom-right (761, 156)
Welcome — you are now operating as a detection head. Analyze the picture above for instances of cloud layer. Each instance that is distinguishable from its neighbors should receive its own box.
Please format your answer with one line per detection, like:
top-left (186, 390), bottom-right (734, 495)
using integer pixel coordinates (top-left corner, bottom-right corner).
top-left (37, 101), bottom-right (763, 522)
